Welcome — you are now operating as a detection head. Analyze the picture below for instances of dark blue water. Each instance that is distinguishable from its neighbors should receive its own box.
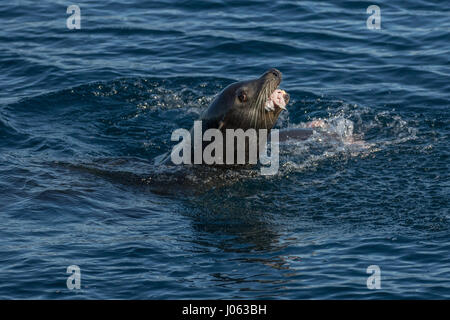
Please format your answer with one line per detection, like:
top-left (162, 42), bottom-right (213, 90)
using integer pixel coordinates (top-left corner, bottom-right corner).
top-left (0, 0), bottom-right (449, 299)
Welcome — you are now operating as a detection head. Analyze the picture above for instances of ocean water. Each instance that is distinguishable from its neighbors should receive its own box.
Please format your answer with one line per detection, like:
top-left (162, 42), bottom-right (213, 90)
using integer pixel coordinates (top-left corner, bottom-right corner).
top-left (0, 0), bottom-right (449, 299)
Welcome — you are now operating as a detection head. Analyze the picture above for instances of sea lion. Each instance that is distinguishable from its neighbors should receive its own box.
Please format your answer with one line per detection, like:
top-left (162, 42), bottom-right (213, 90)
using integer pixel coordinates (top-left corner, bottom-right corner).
top-left (162, 68), bottom-right (315, 167)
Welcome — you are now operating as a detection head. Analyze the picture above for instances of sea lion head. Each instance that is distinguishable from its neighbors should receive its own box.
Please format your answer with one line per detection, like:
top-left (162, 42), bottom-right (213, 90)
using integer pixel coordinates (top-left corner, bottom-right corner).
top-left (201, 68), bottom-right (290, 132)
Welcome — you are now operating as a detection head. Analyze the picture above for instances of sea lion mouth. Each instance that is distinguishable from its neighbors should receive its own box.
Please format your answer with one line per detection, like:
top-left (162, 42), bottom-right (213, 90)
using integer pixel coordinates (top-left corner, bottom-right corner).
top-left (264, 88), bottom-right (288, 112)
top-left (257, 69), bottom-right (289, 113)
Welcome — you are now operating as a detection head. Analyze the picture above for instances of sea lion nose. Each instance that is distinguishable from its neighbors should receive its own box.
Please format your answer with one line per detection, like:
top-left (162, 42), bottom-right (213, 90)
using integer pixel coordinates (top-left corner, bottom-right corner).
top-left (267, 68), bottom-right (282, 81)
top-left (283, 92), bottom-right (290, 104)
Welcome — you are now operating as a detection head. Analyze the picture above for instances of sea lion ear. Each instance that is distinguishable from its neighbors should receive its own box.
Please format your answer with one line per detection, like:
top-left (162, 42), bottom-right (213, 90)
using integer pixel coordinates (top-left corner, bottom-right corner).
top-left (237, 89), bottom-right (247, 103)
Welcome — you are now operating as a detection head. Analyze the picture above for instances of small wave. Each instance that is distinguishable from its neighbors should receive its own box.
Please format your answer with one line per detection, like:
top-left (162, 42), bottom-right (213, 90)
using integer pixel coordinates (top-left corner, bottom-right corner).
top-left (277, 100), bottom-right (418, 173)
top-left (0, 112), bottom-right (27, 149)
top-left (6, 76), bottom-right (230, 114)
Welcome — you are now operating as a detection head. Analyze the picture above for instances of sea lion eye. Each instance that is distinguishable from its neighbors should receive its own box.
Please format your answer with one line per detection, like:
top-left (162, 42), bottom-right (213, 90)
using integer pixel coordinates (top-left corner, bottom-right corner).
top-left (238, 91), bottom-right (247, 103)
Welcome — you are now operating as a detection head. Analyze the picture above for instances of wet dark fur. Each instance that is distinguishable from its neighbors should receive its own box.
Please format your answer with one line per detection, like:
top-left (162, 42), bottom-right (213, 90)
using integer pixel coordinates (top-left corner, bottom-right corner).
top-left (194, 69), bottom-right (286, 164)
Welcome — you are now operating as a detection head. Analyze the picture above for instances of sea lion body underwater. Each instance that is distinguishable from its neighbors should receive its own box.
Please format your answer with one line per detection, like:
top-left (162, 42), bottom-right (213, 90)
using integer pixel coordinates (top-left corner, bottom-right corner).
top-left (162, 68), bottom-right (314, 166)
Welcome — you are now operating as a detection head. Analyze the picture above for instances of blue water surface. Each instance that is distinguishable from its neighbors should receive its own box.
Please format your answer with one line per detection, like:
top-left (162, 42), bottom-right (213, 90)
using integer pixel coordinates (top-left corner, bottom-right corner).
top-left (0, 0), bottom-right (449, 299)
